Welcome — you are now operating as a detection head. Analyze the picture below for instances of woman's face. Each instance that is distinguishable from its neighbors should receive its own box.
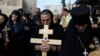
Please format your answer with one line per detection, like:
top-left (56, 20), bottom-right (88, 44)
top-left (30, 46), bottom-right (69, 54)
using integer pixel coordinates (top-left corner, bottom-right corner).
top-left (0, 15), bottom-right (4, 24)
top-left (41, 14), bottom-right (51, 25)
top-left (11, 14), bottom-right (18, 21)
top-left (75, 24), bottom-right (88, 32)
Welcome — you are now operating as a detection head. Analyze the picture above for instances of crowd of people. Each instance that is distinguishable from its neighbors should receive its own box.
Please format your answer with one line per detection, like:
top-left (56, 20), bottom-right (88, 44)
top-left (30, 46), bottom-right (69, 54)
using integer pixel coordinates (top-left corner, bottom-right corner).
top-left (0, 5), bottom-right (100, 56)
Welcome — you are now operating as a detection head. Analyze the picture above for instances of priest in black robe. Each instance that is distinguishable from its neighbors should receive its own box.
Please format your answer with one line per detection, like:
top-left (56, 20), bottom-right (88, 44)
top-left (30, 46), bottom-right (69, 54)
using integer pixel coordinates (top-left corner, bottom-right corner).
top-left (60, 5), bottom-right (95, 56)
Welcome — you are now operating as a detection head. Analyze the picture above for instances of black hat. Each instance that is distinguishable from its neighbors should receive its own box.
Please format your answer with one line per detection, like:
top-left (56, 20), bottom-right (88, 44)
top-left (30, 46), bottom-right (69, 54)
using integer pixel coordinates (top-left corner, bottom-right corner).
top-left (71, 5), bottom-right (90, 25)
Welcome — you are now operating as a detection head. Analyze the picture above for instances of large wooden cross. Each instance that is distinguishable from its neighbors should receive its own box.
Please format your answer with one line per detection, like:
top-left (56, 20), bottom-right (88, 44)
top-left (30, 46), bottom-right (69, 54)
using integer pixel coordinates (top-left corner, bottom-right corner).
top-left (30, 25), bottom-right (61, 56)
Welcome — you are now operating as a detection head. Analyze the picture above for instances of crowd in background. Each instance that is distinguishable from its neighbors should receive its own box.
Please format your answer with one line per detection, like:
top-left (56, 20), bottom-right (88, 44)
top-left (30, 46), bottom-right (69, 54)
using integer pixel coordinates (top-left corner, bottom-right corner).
top-left (0, 5), bottom-right (100, 56)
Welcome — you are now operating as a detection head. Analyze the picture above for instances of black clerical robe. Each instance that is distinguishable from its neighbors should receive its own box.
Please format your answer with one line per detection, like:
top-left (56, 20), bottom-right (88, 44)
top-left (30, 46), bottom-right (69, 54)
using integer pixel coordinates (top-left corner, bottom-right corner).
top-left (60, 27), bottom-right (94, 56)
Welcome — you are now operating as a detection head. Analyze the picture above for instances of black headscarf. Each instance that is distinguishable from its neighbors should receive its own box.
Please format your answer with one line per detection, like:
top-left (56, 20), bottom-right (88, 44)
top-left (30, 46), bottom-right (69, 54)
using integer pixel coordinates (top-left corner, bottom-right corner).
top-left (40, 9), bottom-right (54, 25)
top-left (9, 10), bottom-right (21, 23)
top-left (70, 5), bottom-right (92, 29)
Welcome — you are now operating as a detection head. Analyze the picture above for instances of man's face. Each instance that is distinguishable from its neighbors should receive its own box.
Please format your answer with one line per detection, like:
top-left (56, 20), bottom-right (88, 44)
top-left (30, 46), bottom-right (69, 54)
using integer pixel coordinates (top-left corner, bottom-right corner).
top-left (75, 24), bottom-right (88, 32)
top-left (0, 15), bottom-right (4, 24)
top-left (41, 14), bottom-right (51, 25)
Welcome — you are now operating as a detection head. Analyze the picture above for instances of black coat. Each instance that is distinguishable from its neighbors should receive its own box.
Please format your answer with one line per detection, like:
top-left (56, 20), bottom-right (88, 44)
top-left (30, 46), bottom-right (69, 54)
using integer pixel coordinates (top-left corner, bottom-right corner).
top-left (6, 21), bottom-right (25, 56)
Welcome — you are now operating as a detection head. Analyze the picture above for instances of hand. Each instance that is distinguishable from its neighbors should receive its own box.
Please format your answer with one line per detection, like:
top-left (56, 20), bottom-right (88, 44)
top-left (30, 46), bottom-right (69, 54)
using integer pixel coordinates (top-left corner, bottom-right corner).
top-left (92, 24), bottom-right (98, 28)
top-left (40, 45), bottom-right (49, 51)
top-left (56, 46), bottom-right (61, 51)
top-left (89, 43), bottom-right (96, 50)
top-left (35, 45), bottom-right (40, 50)
top-left (49, 45), bottom-right (57, 51)
top-left (24, 27), bottom-right (30, 30)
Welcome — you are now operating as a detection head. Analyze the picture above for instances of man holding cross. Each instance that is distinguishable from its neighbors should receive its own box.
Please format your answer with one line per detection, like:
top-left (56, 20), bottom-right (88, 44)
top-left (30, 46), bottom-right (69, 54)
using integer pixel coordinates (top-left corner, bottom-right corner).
top-left (30, 9), bottom-right (65, 56)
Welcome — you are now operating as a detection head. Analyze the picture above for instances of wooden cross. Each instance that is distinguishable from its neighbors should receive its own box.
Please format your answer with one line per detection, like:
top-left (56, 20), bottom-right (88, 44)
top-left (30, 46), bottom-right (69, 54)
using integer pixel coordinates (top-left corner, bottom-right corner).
top-left (39, 25), bottom-right (53, 38)
top-left (30, 25), bottom-right (61, 56)
top-left (83, 48), bottom-right (88, 56)
top-left (2, 26), bottom-right (10, 42)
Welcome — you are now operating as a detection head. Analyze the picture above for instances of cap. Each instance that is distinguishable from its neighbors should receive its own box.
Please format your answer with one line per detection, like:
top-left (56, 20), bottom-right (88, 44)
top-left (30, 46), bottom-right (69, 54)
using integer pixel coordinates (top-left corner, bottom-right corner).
top-left (71, 5), bottom-right (90, 25)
